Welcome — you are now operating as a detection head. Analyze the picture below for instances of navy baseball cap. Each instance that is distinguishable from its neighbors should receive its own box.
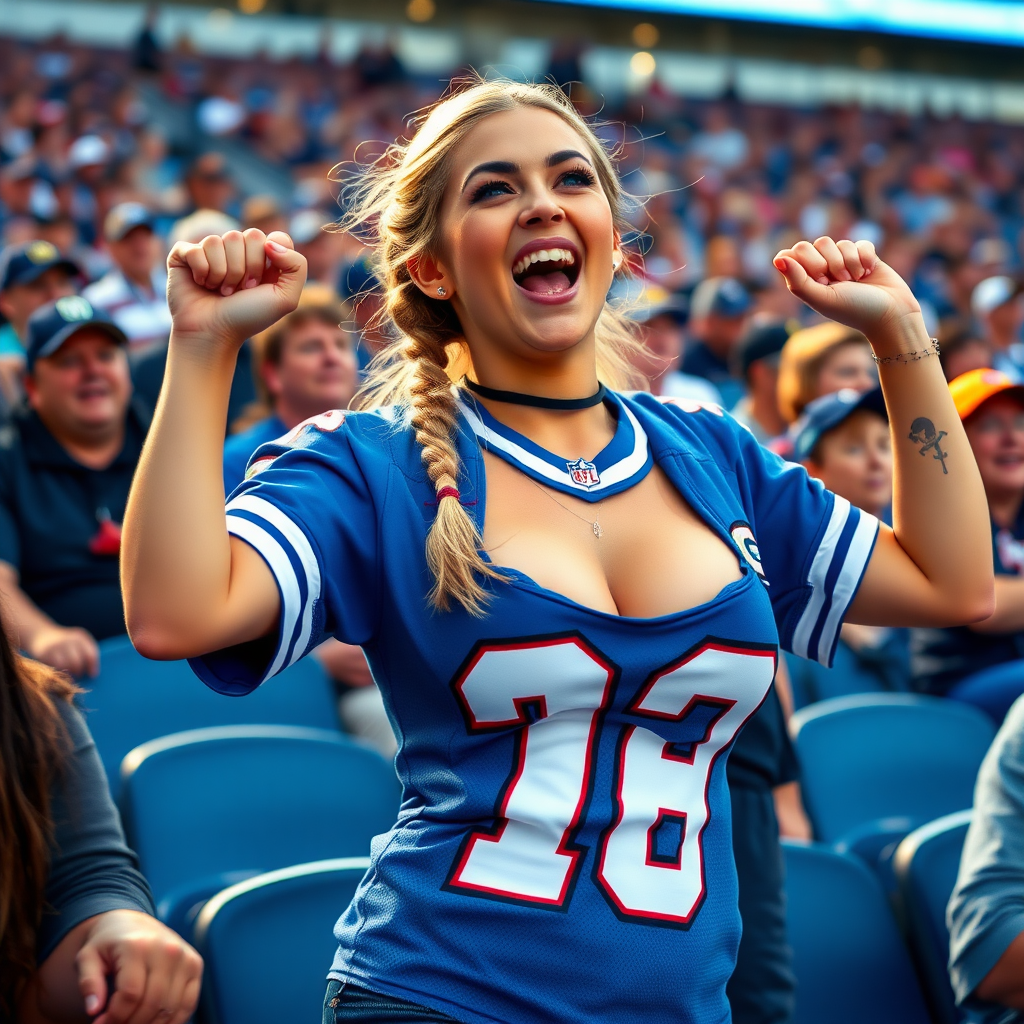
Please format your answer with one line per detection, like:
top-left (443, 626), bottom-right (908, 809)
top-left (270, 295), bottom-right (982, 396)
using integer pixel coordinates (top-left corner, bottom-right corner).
top-left (791, 387), bottom-right (888, 462)
top-left (25, 296), bottom-right (127, 371)
top-left (735, 320), bottom-right (790, 378)
top-left (628, 284), bottom-right (688, 324)
top-left (689, 277), bottom-right (750, 320)
top-left (0, 240), bottom-right (81, 291)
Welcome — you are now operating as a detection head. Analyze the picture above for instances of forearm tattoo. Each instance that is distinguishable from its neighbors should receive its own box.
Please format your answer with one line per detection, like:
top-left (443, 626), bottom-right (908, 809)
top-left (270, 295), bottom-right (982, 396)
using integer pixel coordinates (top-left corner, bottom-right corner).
top-left (908, 417), bottom-right (949, 474)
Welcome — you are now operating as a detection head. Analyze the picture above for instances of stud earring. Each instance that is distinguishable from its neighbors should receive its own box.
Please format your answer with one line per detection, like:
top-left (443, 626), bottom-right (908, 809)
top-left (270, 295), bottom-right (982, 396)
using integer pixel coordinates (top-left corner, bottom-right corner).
top-left (612, 260), bottom-right (620, 271)
top-left (437, 286), bottom-right (447, 296)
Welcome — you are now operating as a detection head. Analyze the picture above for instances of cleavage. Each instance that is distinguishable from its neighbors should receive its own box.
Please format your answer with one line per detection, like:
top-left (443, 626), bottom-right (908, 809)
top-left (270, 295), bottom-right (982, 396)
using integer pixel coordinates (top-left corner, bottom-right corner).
top-left (481, 452), bottom-right (743, 618)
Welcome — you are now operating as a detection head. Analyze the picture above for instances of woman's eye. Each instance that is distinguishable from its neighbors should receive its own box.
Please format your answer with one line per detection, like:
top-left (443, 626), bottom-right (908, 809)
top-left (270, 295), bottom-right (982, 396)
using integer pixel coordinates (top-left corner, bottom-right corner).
top-left (470, 179), bottom-right (514, 203)
top-left (559, 167), bottom-right (596, 188)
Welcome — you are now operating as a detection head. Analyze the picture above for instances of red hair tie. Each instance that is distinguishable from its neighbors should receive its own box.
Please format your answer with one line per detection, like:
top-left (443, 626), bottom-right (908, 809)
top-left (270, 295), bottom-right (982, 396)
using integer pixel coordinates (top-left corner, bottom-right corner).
top-left (436, 486), bottom-right (461, 502)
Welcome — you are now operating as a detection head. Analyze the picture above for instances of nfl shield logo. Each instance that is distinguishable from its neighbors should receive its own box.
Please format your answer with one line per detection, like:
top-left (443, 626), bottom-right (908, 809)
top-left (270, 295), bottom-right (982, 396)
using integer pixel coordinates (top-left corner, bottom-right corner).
top-left (566, 457), bottom-right (601, 489)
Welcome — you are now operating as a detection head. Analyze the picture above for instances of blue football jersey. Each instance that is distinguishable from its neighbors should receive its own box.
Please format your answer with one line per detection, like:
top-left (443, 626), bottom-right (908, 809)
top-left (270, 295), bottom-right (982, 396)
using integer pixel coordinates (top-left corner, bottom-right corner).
top-left (192, 392), bottom-right (879, 1024)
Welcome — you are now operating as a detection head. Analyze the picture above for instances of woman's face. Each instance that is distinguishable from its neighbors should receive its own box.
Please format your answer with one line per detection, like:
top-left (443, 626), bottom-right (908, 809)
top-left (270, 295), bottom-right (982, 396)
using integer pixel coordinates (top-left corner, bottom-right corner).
top-left (815, 341), bottom-right (877, 399)
top-left (965, 393), bottom-right (1024, 498)
top-left (428, 106), bottom-right (619, 383)
top-left (804, 410), bottom-right (892, 517)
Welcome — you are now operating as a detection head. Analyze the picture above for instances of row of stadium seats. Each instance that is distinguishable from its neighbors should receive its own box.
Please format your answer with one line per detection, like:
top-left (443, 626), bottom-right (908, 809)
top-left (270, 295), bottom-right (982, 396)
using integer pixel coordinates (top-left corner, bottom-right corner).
top-left (83, 636), bottom-right (993, 1023)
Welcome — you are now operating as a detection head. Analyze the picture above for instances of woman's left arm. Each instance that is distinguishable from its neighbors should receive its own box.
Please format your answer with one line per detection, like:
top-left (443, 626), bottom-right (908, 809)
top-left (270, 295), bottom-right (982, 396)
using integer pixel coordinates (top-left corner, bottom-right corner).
top-left (774, 237), bottom-right (994, 627)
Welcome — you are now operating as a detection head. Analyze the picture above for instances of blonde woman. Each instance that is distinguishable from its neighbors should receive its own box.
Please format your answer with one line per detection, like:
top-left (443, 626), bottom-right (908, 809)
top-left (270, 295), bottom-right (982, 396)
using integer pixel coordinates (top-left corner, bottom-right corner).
top-left (122, 80), bottom-right (992, 1024)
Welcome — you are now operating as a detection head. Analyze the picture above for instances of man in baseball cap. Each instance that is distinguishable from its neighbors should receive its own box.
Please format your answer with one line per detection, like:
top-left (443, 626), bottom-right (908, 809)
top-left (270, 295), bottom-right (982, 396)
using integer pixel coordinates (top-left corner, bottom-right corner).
top-left (83, 202), bottom-right (171, 348)
top-left (0, 295), bottom-right (142, 679)
top-left (971, 275), bottom-right (1024, 381)
top-left (680, 276), bottom-right (751, 409)
top-left (0, 239), bottom-right (82, 358)
top-left (911, 367), bottom-right (1024, 713)
top-left (731, 319), bottom-right (791, 443)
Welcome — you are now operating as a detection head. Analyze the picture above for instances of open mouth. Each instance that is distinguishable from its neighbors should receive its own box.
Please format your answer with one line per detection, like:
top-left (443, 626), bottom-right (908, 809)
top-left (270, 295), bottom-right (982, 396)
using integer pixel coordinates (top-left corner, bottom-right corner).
top-left (511, 240), bottom-right (581, 299)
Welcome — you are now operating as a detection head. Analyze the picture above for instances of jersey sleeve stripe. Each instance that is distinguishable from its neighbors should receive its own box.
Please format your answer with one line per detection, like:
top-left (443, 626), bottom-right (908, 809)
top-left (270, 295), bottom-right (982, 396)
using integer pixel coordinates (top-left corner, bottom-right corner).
top-left (226, 494), bottom-right (323, 671)
top-left (814, 509), bottom-right (879, 665)
top-left (224, 514), bottom-right (304, 682)
top-left (790, 494), bottom-right (852, 661)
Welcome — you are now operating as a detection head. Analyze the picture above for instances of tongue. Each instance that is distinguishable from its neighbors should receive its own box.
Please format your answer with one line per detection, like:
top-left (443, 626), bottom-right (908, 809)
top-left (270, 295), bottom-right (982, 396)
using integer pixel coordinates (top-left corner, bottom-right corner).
top-left (519, 270), bottom-right (571, 295)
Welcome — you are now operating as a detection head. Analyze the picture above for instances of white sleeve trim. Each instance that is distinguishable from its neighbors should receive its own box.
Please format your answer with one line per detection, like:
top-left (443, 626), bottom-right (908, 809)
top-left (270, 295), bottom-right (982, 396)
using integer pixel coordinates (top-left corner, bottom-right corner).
top-left (791, 495), bottom-right (853, 660)
top-left (814, 510), bottom-right (879, 664)
top-left (224, 515), bottom-right (302, 682)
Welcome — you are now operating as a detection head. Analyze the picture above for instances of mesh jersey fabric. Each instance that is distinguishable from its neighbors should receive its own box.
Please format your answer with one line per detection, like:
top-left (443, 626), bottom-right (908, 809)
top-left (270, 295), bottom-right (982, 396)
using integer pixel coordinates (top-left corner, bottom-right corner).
top-left (191, 392), bottom-right (878, 1024)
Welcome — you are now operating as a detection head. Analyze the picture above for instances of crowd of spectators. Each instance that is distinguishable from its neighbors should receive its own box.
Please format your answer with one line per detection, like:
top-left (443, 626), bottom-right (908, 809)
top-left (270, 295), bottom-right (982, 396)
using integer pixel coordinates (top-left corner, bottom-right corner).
top-left (8, 18), bottom-right (1024, 1024)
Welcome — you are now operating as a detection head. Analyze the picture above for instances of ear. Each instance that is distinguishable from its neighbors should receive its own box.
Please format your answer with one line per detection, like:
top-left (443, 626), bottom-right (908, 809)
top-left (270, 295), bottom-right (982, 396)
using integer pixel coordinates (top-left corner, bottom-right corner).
top-left (407, 252), bottom-right (453, 301)
top-left (261, 361), bottom-right (283, 400)
top-left (23, 372), bottom-right (39, 410)
top-left (612, 229), bottom-right (623, 274)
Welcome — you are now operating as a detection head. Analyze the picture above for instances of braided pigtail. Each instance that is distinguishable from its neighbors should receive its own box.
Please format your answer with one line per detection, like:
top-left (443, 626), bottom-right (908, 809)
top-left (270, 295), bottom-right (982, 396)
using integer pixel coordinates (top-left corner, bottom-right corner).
top-left (339, 75), bottom-right (643, 614)
top-left (405, 335), bottom-right (503, 613)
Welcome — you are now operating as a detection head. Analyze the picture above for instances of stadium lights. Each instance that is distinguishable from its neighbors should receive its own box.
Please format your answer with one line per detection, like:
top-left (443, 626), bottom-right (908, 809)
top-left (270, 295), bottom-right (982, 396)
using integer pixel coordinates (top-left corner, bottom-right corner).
top-left (630, 50), bottom-right (657, 76)
top-left (238, 0), bottom-right (267, 12)
top-left (407, 0), bottom-right (436, 22)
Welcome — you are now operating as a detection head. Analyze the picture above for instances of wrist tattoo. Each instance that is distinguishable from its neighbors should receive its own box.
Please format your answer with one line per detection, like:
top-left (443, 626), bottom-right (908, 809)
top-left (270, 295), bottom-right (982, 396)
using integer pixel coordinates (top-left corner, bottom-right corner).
top-left (909, 417), bottom-right (949, 474)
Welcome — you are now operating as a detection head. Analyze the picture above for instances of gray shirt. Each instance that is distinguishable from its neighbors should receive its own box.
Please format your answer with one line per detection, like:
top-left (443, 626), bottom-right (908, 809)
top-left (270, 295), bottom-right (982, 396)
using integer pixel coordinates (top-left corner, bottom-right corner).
top-left (948, 696), bottom-right (1024, 1024)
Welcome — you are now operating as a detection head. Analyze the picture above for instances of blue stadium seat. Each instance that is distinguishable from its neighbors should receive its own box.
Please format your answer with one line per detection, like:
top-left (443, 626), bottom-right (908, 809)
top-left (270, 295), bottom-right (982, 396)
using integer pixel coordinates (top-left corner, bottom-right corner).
top-left (893, 811), bottom-right (973, 1024)
top-left (783, 840), bottom-right (931, 1024)
top-left (194, 857), bottom-right (370, 1024)
top-left (790, 694), bottom-right (993, 851)
top-left (79, 635), bottom-right (340, 798)
top-left (947, 660), bottom-right (1024, 725)
top-left (119, 725), bottom-right (400, 938)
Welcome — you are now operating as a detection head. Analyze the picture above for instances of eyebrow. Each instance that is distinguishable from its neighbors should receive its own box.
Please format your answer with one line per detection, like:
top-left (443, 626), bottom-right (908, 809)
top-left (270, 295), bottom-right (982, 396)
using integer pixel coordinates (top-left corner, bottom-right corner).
top-left (461, 150), bottom-right (593, 192)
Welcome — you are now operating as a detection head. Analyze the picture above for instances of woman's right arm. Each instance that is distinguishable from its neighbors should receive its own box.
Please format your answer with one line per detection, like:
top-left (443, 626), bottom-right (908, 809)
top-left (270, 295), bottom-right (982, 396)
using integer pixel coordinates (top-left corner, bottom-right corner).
top-left (121, 229), bottom-right (306, 660)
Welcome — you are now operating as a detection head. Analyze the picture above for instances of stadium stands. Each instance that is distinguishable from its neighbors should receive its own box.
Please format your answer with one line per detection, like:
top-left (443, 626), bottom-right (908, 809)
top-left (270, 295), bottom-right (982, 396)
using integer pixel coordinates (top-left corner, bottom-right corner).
top-left (782, 840), bottom-right (931, 1024)
top-left (79, 634), bottom-right (341, 799)
top-left (893, 811), bottom-right (974, 1024)
top-left (194, 857), bottom-right (371, 1024)
top-left (118, 725), bottom-right (400, 938)
top-left (790, 694), bottom-right (994, 861)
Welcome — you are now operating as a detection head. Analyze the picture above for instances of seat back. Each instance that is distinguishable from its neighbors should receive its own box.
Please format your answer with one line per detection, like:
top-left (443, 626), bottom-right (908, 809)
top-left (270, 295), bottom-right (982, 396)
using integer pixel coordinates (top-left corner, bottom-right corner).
top-left (119, 726), bottom-right (400, 912)
top-left (80, 636), bottom-right (339, 798)
top-left (790, 694), bottom-right (993, 843)
top-left (893, 811), bottom-right (973, 1024)
top-left (194, 858), bottom-right (370, 1024)
top-left (783, 840), bottom-right (931, 1024)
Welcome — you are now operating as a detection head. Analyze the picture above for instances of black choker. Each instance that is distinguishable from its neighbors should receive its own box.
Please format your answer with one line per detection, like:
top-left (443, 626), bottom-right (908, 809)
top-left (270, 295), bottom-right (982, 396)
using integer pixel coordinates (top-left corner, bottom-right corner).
top-left (463, 377), bottom-right (607, 410)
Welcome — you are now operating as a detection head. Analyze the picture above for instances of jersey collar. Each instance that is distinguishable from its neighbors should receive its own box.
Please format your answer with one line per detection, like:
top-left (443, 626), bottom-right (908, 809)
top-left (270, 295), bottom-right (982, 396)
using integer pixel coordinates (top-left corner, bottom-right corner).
top-left (458, 389), bottom-right (652, 502)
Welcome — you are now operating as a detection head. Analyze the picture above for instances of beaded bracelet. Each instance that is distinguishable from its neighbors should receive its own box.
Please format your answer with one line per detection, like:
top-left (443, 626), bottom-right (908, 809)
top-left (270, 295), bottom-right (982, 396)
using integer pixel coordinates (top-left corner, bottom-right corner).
top-left (871, 338), bottom-right (940, 365)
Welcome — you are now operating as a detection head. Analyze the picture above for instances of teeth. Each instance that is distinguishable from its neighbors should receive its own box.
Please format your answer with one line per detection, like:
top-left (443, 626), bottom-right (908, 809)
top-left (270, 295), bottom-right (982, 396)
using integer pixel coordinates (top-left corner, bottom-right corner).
top-left (512, 248), bottom-right (576, 278)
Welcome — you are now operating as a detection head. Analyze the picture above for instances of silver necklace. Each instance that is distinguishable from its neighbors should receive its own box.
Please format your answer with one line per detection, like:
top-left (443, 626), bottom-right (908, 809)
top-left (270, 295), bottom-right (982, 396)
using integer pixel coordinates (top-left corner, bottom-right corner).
top-left (528, 477), bottom-right (603, 539)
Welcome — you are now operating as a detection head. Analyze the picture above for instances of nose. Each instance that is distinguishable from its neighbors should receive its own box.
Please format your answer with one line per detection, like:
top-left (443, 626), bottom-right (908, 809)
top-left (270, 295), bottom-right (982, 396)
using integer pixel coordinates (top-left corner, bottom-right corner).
top-left (518, 184), bottom-right (565, 229)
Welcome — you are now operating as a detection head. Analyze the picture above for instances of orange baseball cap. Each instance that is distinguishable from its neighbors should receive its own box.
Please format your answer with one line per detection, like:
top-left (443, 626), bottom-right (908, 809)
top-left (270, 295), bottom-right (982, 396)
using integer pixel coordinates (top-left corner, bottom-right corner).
top-left (949, 367), bottom-right (1024, 421)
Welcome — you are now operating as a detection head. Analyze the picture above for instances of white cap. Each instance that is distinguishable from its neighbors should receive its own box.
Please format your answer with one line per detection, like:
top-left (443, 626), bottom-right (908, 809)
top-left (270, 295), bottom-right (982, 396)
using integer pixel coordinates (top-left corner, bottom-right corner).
top-left (68, 134), bottom-right (110, 169)
top-left (972, 276), bottom-right (1021, 317)
top-left (289, 209), bottom-right (325, 246)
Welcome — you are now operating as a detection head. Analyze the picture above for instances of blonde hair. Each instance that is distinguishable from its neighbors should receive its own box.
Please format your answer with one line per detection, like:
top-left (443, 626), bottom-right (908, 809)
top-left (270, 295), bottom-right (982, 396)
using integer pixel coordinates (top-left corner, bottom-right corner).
top-left (777, 321), bottom-right (870, 424)
top-left (339, 76), bottom-right (642, 615)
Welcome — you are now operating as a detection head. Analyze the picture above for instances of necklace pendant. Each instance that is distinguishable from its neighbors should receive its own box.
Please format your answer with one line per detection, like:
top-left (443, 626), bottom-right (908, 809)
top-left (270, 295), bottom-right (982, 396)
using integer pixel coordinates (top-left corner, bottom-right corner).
top-left (593, 521), bottom-right (602, 539)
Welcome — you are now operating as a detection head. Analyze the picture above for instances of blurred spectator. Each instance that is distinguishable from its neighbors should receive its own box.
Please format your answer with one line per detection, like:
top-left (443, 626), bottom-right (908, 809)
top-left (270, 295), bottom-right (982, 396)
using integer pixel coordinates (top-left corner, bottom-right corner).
top-left (625, 285), bottom-right (722, 404)
top-left (290, 209), bottom-right (343, 287)
top-left (731, 319), bottom-right (789, 443)
top-left (242, 194), bottom-right (288, 237)
top-left (912, 370), bottom-right (1024, 715)
top-left (83, 203), bottom-right (170, 349)
top-left (948, 695), bottom-right (1024, 1024)
top-left (940, 318), bottom-right (994, 382)
top-left (972, 276), bottom-right (1024, 381)
top-left (690, 104), bottom-right (749, 171)
top-left (788, 388), bottom-right (909, 705)
top-left (0, 298), bottom-right (142, 678)
top-left (776, 322), bottom-right (877, 426)
top-left (224, 288), bottom-right (357, 492)
top-left (184, 152), bottom-right (235, 215)
top-left (680, 276), bottom-right (750, 408)
top-left (0, 615), bottom-right (201, 1024)
top-left (0, 240), bottom-right (81, 408)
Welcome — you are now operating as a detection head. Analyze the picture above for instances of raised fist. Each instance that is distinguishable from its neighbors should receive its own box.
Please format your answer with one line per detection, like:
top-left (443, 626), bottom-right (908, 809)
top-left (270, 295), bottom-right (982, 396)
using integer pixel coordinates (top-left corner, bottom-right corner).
top-left (773, 237), bottom-right (922, 342)
top-left (166, 228), bottom-right (307, 351)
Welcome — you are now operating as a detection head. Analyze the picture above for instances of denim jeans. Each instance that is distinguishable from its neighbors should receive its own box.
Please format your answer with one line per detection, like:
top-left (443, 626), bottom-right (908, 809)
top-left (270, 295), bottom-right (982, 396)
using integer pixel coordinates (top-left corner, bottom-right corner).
top-left (323, 980), bottom-right (460, 1023)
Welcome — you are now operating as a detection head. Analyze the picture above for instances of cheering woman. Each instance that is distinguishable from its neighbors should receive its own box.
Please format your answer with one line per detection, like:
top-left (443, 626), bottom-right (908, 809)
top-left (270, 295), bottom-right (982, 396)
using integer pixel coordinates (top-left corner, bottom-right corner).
top-left (123, 80), bottom-right (992, 1024)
